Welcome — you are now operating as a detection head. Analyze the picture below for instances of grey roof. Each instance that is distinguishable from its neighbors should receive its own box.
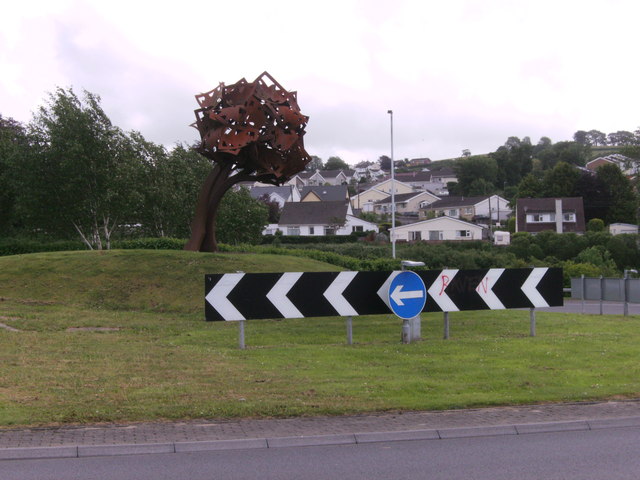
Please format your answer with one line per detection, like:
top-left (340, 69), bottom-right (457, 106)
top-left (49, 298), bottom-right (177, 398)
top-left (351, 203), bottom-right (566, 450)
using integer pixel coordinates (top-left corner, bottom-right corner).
top-left (374, 191), bottom-right (434, 204)
top-left (279, 201), bottom-right (348, 225)
top-left (300, 185), bottom-right (349, 202)
top-left (394, 171), bottom-right (433, 182)
top-left (249, 186), bottom-right (294, 200)
top-left (426, 196), bottom-right (488, 209)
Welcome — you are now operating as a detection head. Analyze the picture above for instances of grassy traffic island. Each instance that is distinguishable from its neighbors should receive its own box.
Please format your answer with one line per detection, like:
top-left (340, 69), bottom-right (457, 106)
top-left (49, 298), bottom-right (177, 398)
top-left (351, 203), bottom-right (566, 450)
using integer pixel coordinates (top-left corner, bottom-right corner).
top-left (0, 249), bottom-right (639, 427)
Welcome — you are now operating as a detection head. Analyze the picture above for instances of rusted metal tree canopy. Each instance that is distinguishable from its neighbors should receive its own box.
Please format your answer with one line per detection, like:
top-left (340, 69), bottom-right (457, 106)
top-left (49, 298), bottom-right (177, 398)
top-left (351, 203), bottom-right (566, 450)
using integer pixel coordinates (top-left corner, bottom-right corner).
top-left (185, 72), bottom-right (310, 252)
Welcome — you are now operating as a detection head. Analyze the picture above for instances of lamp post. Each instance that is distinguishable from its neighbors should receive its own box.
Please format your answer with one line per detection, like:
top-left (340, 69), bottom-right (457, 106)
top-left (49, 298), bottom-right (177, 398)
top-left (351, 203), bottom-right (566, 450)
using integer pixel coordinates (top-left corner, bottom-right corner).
top-left (387, 109), bottom-right (396, 259)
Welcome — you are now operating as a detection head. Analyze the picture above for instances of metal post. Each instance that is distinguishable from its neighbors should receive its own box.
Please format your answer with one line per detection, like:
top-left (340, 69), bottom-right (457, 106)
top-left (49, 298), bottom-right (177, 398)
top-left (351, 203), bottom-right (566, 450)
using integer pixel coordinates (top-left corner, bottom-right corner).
top-left (624, 273), bottom-right (629, 317)
top-left (599, 275), bottom-right (604, 315)
top-left (401, 318), bottom-right (411, 344)
top-left (581, 274), bottom-right (585, 314)
top-left (529, 308), bottom-right (536, 337)
top-left (346, 316), bottom-right (353, 345)
top-left (443, 312), bottom-right (450, 340)
top-left (238, 320), bottom-right (246, 350)
top-left (410, 315), bottom-right (421, 340)
top-left (387, 109), bottom-right (396, 259)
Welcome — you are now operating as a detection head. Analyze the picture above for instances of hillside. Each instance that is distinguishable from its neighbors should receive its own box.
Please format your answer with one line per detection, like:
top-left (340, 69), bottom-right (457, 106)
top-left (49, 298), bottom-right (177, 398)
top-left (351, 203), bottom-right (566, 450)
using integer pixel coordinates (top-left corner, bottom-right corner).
top-left (0, 250), bottom-right (342, 313)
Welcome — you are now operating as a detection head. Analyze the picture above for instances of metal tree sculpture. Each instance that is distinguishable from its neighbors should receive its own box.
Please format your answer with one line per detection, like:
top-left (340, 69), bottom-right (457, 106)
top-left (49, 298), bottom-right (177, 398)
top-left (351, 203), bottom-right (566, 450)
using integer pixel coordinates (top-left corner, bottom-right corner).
top-left (184, 72), bottom-right (310, 252)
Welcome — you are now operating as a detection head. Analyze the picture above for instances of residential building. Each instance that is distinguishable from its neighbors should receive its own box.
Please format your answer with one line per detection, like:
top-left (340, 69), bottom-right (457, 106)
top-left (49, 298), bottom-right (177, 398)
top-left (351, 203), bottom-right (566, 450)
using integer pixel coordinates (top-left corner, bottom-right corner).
top-left (373, 191), bottom-right (440, 216)
top-left (515, 197), bottom-right (586, 234)
top-left (268, 201), bottom-right (378, 236)
top-left (420, 195), bottom-right (510, 224)
top-left (249, 185), bottom-right (300, 208)
top-left (429, 167), bottom-right (457, 184)
top-left (585, 154), bottom-right (638, 177)
top-left (393, 216), bottom-right (484, 242)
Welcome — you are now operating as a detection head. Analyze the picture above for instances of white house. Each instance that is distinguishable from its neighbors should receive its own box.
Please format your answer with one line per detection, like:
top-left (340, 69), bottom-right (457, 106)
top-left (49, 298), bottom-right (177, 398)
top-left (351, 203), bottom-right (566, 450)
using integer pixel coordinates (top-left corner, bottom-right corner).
top-left (268, 201), bottom-right (378, 236)
top-left (373, 191), bottom-right (440, 215)
top-left (393, 216), bottom-right (484, 242)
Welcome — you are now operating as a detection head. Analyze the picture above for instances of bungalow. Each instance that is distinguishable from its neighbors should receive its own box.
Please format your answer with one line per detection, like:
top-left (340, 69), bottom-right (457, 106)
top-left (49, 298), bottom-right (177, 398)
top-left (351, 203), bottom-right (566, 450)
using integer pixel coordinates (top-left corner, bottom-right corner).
top-left (267, 201), bottom-right (378, 236)
top-left (515, 197), bottom-right (586, 234)
top-left (393, 216), bottom-right (484, 242)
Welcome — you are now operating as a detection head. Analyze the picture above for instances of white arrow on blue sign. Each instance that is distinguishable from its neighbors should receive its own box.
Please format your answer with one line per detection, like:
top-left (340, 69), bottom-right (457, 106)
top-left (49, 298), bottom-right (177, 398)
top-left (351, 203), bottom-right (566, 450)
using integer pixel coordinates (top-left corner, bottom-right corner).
top-left (388, 271), bottom-right (427, 319)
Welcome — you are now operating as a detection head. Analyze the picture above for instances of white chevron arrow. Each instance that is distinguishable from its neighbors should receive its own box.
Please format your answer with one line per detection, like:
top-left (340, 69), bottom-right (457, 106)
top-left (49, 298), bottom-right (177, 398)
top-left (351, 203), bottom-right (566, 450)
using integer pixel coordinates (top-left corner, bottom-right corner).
top-left (476, 268), bottom-right (505, 310)
top-left (205, 273), bottom-right (245, 321)
top-left (427, 269), bottom-right (460, 312)
top-left (376, 271), bottom-right (402, 309)
top-left (522, 267), bottom-right (549, 307)
top-left (266, 272), bottom-right (304, 318)
top-left (324, 271), bottom-right (358, 316)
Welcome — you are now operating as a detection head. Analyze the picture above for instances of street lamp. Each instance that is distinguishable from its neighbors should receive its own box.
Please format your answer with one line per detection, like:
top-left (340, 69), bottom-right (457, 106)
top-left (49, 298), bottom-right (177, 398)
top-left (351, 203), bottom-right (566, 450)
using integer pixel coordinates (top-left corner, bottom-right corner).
top-left (387, 109), bottom-right (396, 259)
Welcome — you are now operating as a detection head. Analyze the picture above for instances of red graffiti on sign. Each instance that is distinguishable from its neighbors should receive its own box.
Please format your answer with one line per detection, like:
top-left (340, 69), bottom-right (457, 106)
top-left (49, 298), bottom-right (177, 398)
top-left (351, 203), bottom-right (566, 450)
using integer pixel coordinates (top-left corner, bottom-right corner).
top-left (439, 275), bottom-right (450, 296)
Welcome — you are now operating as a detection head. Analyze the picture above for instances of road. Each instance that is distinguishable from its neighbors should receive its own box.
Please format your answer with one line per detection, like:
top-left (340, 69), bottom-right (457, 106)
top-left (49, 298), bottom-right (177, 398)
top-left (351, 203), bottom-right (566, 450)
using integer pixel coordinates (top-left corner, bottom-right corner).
top-left (3, 425), bottom-right (639, 480)
top-left (540, 299), bottom-right (640, 315)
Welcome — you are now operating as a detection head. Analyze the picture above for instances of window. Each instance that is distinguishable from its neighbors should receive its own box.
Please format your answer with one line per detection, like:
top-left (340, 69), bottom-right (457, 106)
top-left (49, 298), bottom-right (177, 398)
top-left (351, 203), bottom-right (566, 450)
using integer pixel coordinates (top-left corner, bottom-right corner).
top-left (456, 230), bottom-right (471, 238)
top-left (352, 225), bottom-right (364, 233)
top-left (429, 230), bottom-right (443, 240)
top-left (526, 213), bottom-right (555, 223)
top-left (288, 226), bottom-right (300, 235)
top-left (563, 212), bottom-right (576, 222)
top-left (448, 209), bottom-right (457, 217)
top-left (464, 207), bottom-right (473, 215)
top-left (325, 227), bottom-right (336, 235)
top-left (309, 226), bottom-right (315, 235)
top-left (409, 231), bottom-right (422, 241)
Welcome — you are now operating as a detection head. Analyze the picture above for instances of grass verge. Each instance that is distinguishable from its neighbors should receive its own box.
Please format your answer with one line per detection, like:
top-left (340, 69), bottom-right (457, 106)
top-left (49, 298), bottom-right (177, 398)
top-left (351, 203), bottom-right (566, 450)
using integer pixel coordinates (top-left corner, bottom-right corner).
top-left (0, 250), bottom-right (638, 427)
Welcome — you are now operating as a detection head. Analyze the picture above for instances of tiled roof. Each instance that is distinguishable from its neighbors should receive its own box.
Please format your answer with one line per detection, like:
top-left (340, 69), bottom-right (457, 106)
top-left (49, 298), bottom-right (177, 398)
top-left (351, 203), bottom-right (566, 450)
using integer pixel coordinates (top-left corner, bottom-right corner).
top-left (300, 185), bottom-right (349, 202)
top-left (279, 201), bottom-right (348, 225)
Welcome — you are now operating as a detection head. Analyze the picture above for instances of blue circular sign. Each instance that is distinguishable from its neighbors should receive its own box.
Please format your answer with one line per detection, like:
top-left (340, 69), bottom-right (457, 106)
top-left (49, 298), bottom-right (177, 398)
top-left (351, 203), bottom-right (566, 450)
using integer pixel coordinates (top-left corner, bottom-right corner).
top-left (388, 271), bottom-right (427, 319)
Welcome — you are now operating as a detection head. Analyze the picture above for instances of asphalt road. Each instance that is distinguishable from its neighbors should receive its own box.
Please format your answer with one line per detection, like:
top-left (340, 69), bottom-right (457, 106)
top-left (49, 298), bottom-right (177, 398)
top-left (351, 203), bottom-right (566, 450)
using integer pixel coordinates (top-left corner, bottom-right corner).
top-left (2, 425), bottom-right (639, 480)
top-left (540, 299), bottom-right (640, 315)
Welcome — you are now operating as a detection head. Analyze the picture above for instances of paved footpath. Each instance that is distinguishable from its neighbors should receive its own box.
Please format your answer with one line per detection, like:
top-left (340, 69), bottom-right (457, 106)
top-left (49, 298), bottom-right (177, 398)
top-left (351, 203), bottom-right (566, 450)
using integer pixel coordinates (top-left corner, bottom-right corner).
top-left (2, 400), bottom-right (640, 460)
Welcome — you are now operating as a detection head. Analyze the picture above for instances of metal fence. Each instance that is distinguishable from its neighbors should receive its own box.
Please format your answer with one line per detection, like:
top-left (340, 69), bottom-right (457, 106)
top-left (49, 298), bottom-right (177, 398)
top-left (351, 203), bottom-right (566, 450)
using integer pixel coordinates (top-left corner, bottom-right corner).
top-left (571, 275), bottom-right (640, 315)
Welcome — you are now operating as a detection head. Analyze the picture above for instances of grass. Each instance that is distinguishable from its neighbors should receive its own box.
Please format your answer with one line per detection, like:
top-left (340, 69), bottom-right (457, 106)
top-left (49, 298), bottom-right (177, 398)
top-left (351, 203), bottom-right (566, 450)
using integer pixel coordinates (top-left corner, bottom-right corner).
top-left (1, 250), bottom-right (639, 427)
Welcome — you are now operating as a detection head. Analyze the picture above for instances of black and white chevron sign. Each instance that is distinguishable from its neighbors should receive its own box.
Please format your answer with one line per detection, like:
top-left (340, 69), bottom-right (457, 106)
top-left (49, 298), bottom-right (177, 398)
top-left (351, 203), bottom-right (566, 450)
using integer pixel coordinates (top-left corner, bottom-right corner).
top-left (205, 268), bottom-right (563, 321)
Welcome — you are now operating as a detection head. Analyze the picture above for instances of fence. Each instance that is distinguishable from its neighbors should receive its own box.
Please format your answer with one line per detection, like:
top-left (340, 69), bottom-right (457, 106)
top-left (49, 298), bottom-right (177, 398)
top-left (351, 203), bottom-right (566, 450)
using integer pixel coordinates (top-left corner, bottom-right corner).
top-left (571, 274), bottom-right (640, 315)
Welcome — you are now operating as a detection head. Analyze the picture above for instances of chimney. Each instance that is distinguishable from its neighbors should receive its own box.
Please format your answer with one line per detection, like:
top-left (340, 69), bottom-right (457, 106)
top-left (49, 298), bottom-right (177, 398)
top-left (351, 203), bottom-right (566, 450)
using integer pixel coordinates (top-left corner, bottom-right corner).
top-left (555, 199), bottom-right (563, 233)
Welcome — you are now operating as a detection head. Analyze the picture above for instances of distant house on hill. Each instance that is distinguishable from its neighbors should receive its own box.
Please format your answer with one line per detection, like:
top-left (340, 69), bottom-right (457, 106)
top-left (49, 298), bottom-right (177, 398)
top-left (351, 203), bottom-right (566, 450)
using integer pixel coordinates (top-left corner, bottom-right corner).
top-left (373, 191), bottom-right (440, 216)
top-left (420, 195), bottom-right (510, 225)
top-left (585, 154), bottom-right (638, 177)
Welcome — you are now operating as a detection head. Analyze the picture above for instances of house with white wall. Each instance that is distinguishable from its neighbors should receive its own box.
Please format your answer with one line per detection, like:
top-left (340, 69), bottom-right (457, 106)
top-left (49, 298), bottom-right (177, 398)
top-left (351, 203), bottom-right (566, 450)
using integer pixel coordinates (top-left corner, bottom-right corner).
top-left (268, 201), bottom-right (378, 236)
top-left (393, 216), bottom-right (484, 242)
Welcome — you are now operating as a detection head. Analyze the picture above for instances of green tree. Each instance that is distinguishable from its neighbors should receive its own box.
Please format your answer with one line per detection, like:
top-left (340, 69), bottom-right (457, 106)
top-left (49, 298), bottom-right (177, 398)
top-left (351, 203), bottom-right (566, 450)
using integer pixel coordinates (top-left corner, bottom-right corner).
top-left (0, 115), bottom-right (27, 235)
top-left (515, 173), bottom-right (544, 199)
top-left (16, 87), bottom-right (138, 249)
top-left (216, 188), bottom-right (268, 245)
top-left (305, 155), bottom-right (323, 171)
top-left (596, 163), bottom-right (637, 224)
top-left (454, 155), bottom-right (497, 195)
top-left (133, 140), bottom-right (211, 238)
top-left (491, 136), bottom-right (533, 187)
top-left (537, 141), bottom-right (590, 169)
top-left (541, 162), bottom-right (580, 197)
top-left (323, 156), bottom-right (349, 171)
top-left (587, 218), bottom-right (605, 232)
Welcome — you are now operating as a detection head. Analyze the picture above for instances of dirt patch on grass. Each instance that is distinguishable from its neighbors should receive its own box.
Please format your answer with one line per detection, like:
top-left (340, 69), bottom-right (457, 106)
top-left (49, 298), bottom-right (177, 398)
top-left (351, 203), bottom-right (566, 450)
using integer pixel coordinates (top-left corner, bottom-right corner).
top-left (66, 327), bottom-right (122, 332)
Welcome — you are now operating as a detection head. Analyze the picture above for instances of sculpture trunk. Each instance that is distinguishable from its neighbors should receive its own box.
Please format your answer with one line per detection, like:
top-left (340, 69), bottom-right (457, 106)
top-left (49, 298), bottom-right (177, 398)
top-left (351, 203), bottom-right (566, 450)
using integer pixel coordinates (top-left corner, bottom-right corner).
top-left (185, 162), bottom-right (235, 252)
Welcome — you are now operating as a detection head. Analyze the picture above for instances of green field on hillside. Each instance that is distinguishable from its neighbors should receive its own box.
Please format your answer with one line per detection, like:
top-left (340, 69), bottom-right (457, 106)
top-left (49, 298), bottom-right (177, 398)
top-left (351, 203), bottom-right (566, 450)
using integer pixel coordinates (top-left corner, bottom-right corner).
top-left (0, 250), bottom-right (639, 427)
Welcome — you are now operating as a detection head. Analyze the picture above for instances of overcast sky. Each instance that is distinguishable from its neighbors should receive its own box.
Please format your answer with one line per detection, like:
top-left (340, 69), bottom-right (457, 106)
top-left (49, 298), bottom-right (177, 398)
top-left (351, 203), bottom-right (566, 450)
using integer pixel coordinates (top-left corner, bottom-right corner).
top-left (2, 0), bottom-right (639, 165)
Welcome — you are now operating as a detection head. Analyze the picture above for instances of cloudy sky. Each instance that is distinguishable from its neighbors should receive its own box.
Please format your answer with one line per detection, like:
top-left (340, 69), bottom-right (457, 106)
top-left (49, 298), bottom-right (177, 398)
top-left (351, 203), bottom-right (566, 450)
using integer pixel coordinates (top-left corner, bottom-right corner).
top-left (1, 0), bottom-right (638, 165)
